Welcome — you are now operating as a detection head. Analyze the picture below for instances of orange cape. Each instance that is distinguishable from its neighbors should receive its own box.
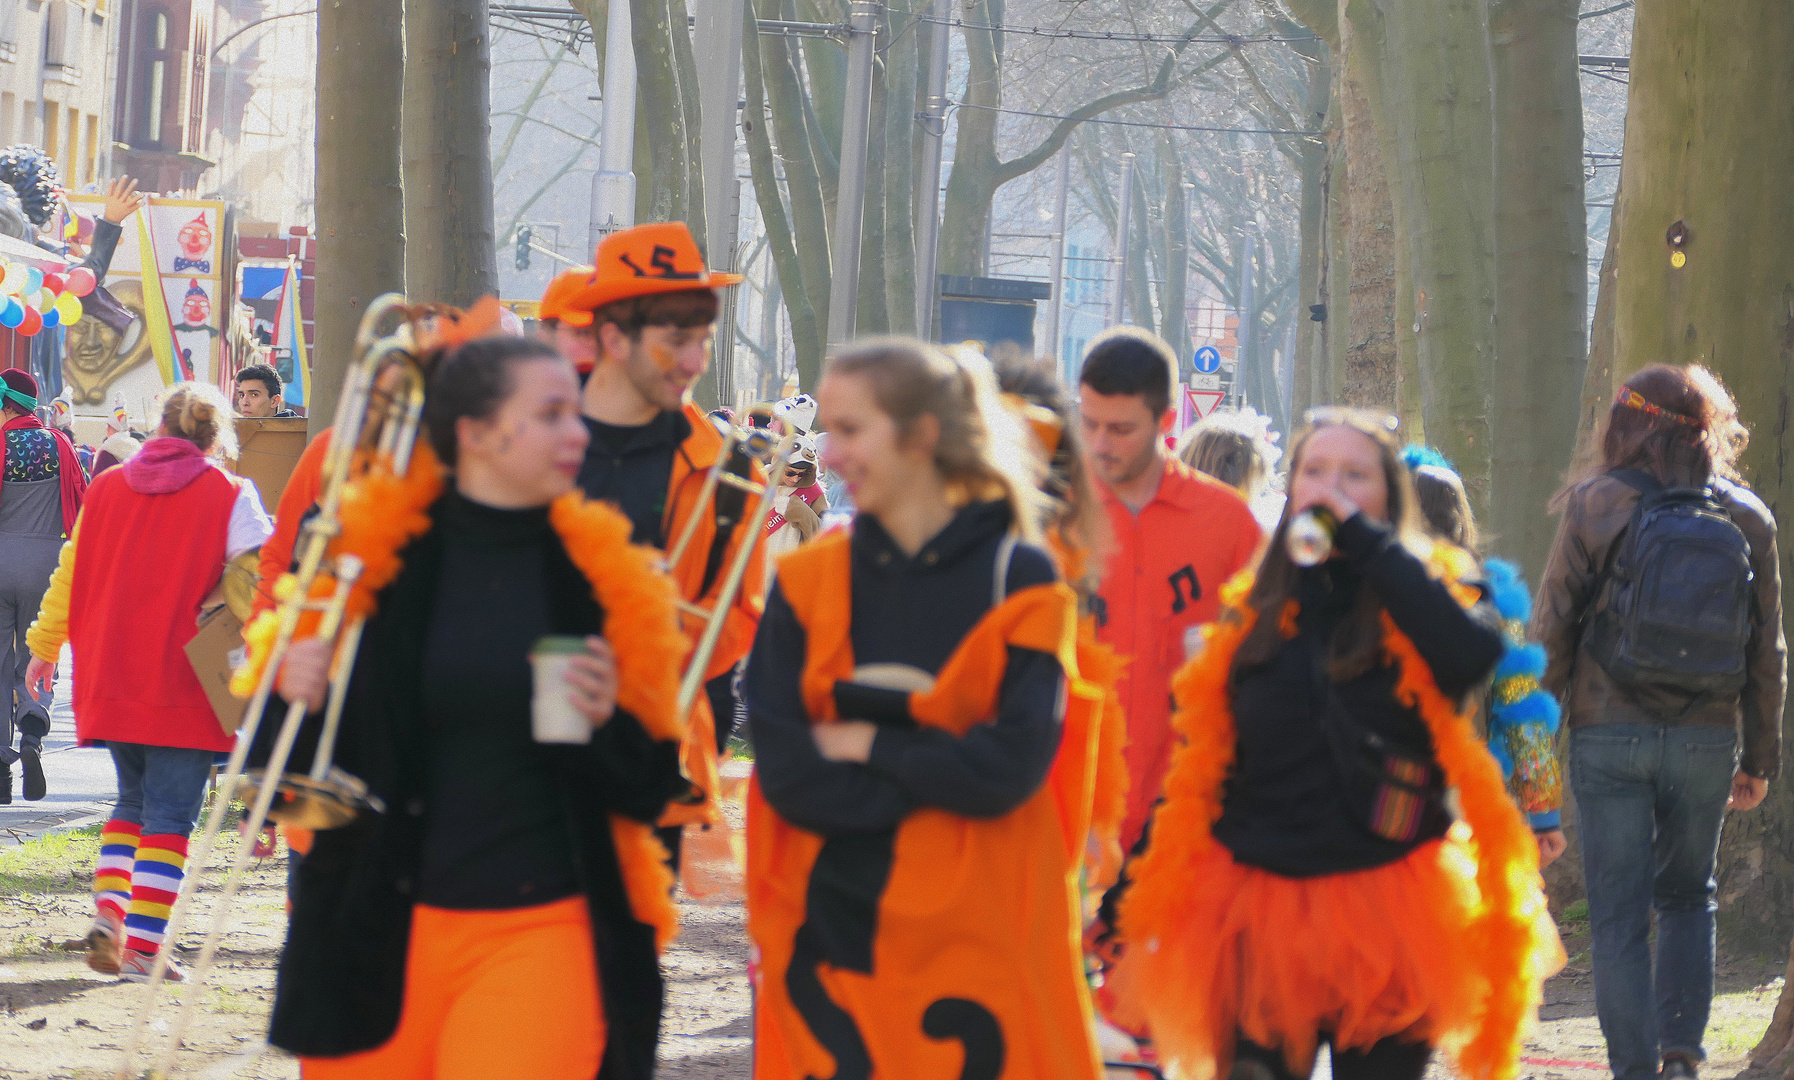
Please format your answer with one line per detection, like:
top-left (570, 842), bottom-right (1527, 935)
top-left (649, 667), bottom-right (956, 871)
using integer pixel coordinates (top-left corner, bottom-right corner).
top-left (1117, 543), bottom-right (1562, 1080)
top-left (747, 530), bottom-right (1104, 1080)
top-left (232, 445), bottom-right (689, 950)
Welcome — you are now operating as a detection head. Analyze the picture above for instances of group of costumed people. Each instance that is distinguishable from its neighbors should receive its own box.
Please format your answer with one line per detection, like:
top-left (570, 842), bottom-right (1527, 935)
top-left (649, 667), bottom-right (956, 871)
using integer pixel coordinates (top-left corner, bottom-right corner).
top-left (28, 218), bottom-right (1582, 1080)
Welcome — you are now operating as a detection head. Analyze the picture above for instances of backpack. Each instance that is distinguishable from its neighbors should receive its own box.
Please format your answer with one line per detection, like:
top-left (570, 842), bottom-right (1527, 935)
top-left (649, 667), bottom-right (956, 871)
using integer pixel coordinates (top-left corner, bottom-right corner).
top-left (1583, 469), bottom-right (1755, 707)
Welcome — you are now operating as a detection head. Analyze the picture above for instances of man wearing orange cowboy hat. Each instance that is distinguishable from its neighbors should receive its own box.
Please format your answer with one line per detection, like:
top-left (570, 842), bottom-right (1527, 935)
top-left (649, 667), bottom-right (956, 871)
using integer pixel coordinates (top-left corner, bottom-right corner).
top-left (536, 264), bottom-right (599, 374)
top-left (562, 221), bottom-right (756, 867)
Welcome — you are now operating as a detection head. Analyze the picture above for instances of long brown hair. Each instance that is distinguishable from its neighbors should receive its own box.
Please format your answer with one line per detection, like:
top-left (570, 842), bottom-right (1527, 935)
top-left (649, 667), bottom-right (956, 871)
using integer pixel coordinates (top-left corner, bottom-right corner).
top-left (1232, 410), bottom-right (1426, 683)
top-left (1596, 364), bottom-right (1747, 487)
top-left (993, 354), bottom-right (1112, 596)
top-left (825, 337), bottom-right (1043, 542)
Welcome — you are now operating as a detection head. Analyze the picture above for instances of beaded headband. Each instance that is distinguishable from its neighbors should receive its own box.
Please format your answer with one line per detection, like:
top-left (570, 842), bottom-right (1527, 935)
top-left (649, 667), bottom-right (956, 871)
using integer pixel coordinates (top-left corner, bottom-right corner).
top-left (1616, 387), bottom-right (1700, 427)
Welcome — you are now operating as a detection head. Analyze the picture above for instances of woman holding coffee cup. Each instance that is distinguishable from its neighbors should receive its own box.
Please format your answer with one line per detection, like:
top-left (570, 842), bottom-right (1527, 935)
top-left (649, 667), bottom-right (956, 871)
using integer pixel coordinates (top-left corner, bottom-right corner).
top-left (265, 331), bottom-right (690, 1080)
top-left (743, 339), bottom-right (1106, 1079)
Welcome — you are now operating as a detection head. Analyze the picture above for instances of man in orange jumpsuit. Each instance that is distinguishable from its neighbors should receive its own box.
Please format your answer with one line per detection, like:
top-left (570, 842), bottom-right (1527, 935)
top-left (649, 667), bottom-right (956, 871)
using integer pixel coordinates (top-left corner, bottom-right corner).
top-left (1078, 327), bottom-right (1262, 852)
top-left (560, 222), bottom-right (760, 863)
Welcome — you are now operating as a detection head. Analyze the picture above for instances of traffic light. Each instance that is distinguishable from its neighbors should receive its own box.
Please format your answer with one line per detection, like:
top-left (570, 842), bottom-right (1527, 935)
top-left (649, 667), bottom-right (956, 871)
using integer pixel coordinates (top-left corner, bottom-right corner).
top-left (515, 226), bottom-right (533, 271)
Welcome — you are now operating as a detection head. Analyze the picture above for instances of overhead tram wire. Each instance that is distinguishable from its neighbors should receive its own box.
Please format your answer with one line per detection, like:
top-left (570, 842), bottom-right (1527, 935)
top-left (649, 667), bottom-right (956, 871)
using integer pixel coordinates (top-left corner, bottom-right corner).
top-left (913, 15), bottom-right (1320, 45)
top-left (949, 101), bottom-right (1321, 139)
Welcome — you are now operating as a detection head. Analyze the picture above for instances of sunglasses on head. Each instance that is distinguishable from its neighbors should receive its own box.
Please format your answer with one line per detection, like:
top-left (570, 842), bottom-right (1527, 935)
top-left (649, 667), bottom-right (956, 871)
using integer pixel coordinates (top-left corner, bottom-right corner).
top-left (1301, 406), bottom-right (1400, 434)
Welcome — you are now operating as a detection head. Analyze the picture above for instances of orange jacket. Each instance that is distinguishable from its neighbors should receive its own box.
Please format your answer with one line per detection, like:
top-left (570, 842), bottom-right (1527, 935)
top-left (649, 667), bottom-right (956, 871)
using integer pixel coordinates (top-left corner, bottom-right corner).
top-left (747, 531), bottom-right (1103, 1080)
top-left (1095, 458), bottom-right (1260, 852)
top-left (253, 428), bottom-right (333, 615)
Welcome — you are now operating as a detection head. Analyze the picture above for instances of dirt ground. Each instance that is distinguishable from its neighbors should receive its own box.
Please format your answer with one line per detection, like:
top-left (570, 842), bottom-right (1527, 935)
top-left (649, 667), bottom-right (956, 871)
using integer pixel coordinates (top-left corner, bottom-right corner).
top-left (0, 826), bottom-right (1783, 1080)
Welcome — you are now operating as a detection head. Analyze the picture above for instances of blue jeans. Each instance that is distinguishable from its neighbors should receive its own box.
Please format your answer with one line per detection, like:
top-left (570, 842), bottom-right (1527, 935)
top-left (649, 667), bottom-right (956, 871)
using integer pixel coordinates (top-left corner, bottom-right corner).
top-left (1570, 723), bottom-right (1738, 1080)
top-left (108, 742), bottom-right (215, 837)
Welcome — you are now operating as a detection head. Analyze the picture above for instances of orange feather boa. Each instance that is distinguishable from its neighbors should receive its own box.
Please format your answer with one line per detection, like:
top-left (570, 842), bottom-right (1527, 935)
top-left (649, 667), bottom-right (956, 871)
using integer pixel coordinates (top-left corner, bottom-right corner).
top-left (230, 443), bottom-right (688, 950)
top-left (1119, 543), bottom-right (1553, 1080)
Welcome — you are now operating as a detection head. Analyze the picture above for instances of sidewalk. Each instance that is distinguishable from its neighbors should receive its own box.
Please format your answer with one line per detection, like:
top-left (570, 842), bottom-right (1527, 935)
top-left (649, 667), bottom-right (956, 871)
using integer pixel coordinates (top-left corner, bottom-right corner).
top-left (0, 648), bottom-right (116, 846)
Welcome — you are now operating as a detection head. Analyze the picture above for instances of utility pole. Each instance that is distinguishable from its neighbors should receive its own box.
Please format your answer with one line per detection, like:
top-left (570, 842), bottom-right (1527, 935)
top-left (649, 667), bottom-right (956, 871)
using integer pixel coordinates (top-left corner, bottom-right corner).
top-left (825, 0), bottom-right (879, 347)
top-left (912, 0), bottom-right (950, 340)
top-left (1231, 218), bottom-right (1256, 409)
top-left (589, 0), bottom-right (637, 252)
top-left (1107, 152), bottom-right (1135, 328)
top-left (1045, 149), bottom-right (1070, 379)
top-left (696, 0), bottom-right (747, 402)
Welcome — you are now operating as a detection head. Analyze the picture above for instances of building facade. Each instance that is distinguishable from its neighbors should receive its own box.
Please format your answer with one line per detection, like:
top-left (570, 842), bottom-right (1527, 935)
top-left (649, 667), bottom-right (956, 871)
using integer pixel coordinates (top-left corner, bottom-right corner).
top-left (0, 0), bottom-right (118, 193)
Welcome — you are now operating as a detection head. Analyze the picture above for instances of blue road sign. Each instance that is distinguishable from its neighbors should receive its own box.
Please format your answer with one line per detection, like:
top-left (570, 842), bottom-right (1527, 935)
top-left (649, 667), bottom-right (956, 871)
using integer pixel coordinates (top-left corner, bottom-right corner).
top-left (1194, 346), bottom-right (1222, 374)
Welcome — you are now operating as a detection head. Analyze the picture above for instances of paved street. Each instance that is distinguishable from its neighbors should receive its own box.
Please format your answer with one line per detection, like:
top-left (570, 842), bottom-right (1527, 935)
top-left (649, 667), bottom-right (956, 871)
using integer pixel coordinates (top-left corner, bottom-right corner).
top-left (0, 648), bottom-right (118, 845)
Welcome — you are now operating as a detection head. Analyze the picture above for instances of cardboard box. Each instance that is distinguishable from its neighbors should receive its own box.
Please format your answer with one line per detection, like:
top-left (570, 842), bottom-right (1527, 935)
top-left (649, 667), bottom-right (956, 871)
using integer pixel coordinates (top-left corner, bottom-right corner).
top-left (186, 603), bottom-right (249, 737)
top-left (230, 417), bottom-right (310, 511)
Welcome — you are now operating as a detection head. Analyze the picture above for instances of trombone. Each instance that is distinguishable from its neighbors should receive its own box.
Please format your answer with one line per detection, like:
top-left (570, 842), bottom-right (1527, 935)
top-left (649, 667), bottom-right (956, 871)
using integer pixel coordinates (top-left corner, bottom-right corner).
top-left (664, 419), bottom-right (795, 725)
top-left (116, 294), bottom-right (426, 1080)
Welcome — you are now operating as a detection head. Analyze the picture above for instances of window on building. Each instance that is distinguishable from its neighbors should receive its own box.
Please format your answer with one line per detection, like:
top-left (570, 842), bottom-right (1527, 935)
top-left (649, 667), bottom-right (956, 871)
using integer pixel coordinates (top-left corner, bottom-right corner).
top-left (83, 113), bottom-right (97, 185)
top-left (185, 16), bottom-right (207, 154)
top-left (45, 0), bottom-right (82, 77)
top-left (1, 95), bottom-right (14, 144)
top-left (0, 0), bottom-right (18, 61)
top-left (142, 9), bottom-right (169, 145)
top-left (43, 103), bottom-right (59, 167)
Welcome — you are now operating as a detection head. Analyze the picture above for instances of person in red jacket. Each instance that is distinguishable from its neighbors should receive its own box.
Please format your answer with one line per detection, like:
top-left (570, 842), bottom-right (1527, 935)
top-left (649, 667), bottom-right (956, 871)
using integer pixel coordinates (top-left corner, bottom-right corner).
top-left (1077, 327), bottom-right (1262, 854)
top-left (25, 383), bottom-right (272, 982)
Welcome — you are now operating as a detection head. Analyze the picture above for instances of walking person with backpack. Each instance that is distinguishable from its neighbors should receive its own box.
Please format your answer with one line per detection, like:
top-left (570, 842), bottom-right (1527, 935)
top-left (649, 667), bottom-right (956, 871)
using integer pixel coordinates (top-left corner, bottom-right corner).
top-left (1534, 364), bottom-right (1785, 1080)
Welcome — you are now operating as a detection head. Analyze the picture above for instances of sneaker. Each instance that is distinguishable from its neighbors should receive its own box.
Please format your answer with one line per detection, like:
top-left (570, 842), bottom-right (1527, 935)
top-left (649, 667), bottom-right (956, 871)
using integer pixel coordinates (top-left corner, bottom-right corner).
top-left (84, 910), bottom-right (124, 975)
top-left (118, 948), bottom-right (184, 984)
top-left (1661, 1055), bottom-right (1699, 1079)
top-left (19, 737), bottom-right (43, 802)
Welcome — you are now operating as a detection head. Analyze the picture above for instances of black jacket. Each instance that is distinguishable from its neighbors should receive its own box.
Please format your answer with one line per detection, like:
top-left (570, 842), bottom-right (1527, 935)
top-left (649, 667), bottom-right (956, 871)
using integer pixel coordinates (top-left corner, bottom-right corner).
top-left (255, 496), bottom-right (685, 1079)
top-left (1212, 515), bottom-right (1504, 877)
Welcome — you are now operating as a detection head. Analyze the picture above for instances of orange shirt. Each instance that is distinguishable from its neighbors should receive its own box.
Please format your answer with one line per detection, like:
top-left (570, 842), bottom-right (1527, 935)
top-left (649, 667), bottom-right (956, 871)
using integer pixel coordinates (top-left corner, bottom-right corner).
top-left (1095, 457), bottom-right (1260, 851)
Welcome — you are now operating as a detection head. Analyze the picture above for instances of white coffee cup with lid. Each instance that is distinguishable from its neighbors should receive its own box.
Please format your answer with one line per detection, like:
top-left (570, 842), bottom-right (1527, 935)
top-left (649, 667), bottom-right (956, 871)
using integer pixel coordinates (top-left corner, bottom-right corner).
top-left (531, 636), bottom-right (595, 745)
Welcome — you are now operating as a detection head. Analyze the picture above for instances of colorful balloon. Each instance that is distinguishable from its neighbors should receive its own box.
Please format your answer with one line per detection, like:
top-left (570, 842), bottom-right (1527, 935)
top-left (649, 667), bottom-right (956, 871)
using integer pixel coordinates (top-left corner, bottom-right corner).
top-left (23, 267), bottom-right (42, 295)
top-left (39, 304), bottom-right (58, 329)
top-left (54, 292), bottom-right (80, 323)
top-left (18, 307), bottom-right (41, 336)
top-left (42, 272), bottom-right (63, 295)
top-left (0, 298), bottom-right (24, 329)
top-left (66, 267), bottom-right (95, 297)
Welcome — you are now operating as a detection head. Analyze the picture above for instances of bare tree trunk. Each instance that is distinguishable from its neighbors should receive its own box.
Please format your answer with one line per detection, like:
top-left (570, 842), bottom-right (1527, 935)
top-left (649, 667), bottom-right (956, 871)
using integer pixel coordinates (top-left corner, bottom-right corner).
top-left (881, 0), bottom-right (919, 335)
top-left (669, 0), bottom-right (707, 250)
top-left (1347, 0), bottom-right (1496, 514)
top-left (1292, 47), bottom-right (1331, 419)
top-left (632, 0), bottom-right (690, 225)
top-left (1488, 0), bottom-right (1587, 580)
top-left (402, 0), bottom-right (496, 307)
top-left (1601, 3), bottom-right (1794, 1031)
top-left (313, 0), bottom-right (404, 438)
top-left (1571, 180), bottom-right (1621, 478)
top-left (753, 0), bottom-right (832, 365)
top-left (1158, 132), bottom-right (1194, 369)
top-left (742, 1), bottom-right (825, 389)
top-left (1338, 46), bottom-right (1396, 410)
top-left (856, 53), bottom-right (890, 335)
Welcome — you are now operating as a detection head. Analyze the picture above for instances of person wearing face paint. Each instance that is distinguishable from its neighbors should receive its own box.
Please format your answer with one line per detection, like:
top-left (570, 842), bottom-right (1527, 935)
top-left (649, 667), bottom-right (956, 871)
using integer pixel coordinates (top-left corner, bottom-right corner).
top-left (745, 338), bottom-right (1104, 1080)
top-left (561, 222), bottom-right (758, 862)
top-left (1076, 327), bottom-right (1262, 857)
top-left (1110, 408), bottom-right (1562, 1080)
top-left (257, 331), bottom-right (689, 1080)
top-left (538, 265), bottom-right (601, 376)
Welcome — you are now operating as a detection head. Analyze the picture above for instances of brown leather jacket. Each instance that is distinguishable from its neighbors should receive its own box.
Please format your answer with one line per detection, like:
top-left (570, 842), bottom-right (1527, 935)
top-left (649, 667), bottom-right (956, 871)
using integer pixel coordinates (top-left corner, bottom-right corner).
top-left (1532, 471), bottom-right (1785, 779)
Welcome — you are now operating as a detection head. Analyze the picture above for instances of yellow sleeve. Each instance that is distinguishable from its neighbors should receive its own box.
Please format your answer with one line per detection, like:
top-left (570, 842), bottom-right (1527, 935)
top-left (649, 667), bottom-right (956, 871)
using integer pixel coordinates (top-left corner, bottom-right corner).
top-left (26, 515), bottom-right (79, 662)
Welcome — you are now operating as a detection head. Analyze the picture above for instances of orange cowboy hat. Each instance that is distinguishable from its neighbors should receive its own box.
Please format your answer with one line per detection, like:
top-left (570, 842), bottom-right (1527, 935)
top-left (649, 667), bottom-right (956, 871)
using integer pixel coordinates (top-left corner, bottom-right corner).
top-left (539, 265), bottom-right (597, 327)
top-left (566, 222), bottom-right (743, 314)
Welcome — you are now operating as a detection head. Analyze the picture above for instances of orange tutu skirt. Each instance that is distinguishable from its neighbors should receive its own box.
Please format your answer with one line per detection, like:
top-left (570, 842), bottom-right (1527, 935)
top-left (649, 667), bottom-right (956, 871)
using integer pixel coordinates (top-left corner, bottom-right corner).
top-left (1112, 831), bottom-right (1563, 1079)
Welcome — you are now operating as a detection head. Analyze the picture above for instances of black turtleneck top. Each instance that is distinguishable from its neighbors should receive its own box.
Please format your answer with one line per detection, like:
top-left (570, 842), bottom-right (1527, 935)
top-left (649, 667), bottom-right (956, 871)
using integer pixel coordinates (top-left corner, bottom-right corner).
top-left (746, 501), bottom-right (1067, 837)
top-left (416, 492), bottom-right (580, 909)
top-left (1211, 514), bottom-right (1503, 877)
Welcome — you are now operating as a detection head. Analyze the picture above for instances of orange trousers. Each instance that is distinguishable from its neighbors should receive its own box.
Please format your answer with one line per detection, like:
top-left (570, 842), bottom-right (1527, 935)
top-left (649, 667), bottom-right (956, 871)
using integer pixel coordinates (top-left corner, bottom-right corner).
top-left (301, 896), bottom-right (604, 1080)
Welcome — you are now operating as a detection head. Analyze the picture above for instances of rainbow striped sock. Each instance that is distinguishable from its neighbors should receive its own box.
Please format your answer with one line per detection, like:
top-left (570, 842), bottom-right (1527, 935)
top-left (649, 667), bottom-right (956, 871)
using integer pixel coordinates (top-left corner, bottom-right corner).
top-left (93, 819), bottom-right (141, 923)
top-left (124, 834), bottom-right (189, 956)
